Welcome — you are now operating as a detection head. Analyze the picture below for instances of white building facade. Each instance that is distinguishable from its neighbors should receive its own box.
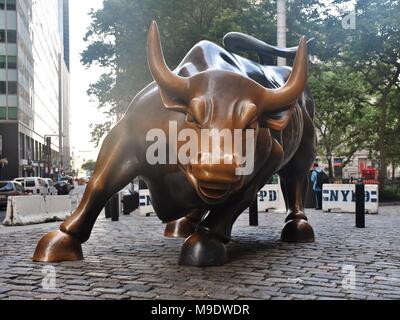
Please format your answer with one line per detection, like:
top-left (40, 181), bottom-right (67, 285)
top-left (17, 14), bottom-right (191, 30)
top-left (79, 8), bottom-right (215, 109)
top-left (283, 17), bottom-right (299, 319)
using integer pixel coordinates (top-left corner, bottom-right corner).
top-left (0, 0), bottom-right (70, 180)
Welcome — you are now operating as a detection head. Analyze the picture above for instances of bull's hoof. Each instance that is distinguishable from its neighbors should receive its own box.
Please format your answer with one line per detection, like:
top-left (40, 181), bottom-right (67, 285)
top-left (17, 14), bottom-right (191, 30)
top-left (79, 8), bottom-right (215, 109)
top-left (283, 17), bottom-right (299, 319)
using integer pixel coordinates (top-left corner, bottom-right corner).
top-left (281, 219), bottom-right (315, 243)
top-left (33, 230), bottom-right (83, 263)
top-left (179, 232), bottom-right (227, 267)
top-left (164, 217), bottom-right (196, 239)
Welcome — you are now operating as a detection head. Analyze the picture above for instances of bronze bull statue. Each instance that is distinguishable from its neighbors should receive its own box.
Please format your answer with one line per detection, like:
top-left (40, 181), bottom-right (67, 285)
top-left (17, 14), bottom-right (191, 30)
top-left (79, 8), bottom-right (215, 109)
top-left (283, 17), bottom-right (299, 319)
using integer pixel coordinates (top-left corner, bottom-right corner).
top-left (34, 21), bottom-right (316, 266)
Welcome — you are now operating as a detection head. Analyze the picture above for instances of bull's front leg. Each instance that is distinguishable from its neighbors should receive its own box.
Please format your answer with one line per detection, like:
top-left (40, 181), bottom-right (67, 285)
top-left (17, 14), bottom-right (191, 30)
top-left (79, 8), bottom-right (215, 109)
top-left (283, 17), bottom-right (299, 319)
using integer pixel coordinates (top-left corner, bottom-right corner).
top-left (178, 193), bottom-right (255, 266)
top-left (164, 209), bottom-right (206, 239)
top-left (33, 118), bottom-right (140, 262)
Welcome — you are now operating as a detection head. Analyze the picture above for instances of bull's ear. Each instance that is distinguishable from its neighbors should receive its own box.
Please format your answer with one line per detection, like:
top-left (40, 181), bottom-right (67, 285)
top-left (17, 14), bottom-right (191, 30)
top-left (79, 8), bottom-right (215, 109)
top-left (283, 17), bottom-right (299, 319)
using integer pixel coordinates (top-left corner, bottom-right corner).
top-left (262, 105), bottom-right (294, 131)
top-left (158, 89), bottom-right (189, 113)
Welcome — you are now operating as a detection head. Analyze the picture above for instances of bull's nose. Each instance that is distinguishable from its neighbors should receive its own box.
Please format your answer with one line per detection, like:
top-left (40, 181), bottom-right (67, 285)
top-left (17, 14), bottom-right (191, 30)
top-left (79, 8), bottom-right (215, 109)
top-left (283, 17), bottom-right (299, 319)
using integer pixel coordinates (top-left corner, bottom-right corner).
top-left (188, 153), bottom-right (242, 185)
top-left (193, 153), bottom-right (241, 167)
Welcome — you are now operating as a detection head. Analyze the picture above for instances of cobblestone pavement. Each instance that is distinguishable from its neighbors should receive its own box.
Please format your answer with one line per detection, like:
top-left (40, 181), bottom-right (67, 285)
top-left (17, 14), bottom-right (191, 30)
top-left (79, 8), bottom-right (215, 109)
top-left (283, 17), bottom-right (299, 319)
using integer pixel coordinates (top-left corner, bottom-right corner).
top-left (0, 206), bottom-right (399, 300)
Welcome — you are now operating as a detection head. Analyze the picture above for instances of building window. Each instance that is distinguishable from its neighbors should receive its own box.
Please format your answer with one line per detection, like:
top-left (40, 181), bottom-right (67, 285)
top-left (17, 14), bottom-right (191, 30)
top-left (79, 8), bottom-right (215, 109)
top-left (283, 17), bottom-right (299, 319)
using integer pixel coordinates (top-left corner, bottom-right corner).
top-left (0, 81), bottom-right (6, 94)
top-left (6, 0), bottom-right (16, 10)
top-left (7, 81), bottom-right (17, 95)
top-left (7, 56), bottom-right (17, 69)
top-left (8, 107), bottom-right (17, 120)
top-left (0, 30), bottom-right (16, 43)
top-left (7, 30), bottom-right (16, 43)
top-left (0, 107), bottom-right (6, 120)
top-left (0, 81), bottom-right (17, 95)
top-left (0, 0), bottom-right (14, 10)
top-left (0, 55), bottom-right (17, 69)
top-left (0, 56), bottom-right (5, 69)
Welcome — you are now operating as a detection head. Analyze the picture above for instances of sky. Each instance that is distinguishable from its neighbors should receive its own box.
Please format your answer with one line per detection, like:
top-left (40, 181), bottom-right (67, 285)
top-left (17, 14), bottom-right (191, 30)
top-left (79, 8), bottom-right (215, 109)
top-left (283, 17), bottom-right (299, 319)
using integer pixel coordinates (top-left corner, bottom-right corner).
top-left (69, 0), bottom-right (107, 170)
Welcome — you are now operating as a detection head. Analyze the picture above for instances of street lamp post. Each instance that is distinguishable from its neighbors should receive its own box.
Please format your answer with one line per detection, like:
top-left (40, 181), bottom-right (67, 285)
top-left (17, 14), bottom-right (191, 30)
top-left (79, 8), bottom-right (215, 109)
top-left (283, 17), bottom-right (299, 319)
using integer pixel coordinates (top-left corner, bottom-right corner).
top-left (277, 0), bottom-right (287, 66)
top-left (326, 151), bottom-right (334, 181)
top-left (44, 134), bottom-right (65, 179)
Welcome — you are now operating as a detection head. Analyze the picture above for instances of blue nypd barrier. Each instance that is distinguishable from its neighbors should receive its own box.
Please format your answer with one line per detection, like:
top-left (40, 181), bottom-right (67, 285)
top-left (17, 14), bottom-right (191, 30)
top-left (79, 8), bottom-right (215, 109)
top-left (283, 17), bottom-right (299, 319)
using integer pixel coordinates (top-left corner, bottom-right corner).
top-left (322, 184), bottom-right (379, 214)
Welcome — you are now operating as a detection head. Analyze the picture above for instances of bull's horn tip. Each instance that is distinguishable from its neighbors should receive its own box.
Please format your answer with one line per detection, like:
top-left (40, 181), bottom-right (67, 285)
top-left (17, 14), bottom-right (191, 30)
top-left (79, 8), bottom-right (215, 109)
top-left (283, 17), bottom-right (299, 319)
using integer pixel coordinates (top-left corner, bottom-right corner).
top-left (150, 21), bottom-right (158, 32)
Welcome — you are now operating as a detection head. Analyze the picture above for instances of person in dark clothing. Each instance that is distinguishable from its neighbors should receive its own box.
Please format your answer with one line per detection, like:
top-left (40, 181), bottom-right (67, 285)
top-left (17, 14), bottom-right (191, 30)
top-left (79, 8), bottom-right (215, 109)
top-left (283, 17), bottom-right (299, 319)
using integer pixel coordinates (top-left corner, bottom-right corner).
top-left (310, 163), bottom-right (329, 210)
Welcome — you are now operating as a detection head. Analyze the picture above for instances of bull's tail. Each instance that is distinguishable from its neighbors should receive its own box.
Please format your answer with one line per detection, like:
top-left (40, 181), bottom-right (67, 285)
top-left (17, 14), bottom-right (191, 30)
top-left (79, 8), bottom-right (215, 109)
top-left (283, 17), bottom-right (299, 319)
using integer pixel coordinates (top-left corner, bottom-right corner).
top-left (223, 32), bottom-right (315, 65)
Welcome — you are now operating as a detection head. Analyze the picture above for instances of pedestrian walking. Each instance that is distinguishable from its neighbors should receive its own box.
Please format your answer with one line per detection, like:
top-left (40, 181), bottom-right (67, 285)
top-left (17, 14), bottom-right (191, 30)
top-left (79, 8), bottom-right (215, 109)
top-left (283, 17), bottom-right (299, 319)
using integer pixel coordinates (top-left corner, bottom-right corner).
top-left (310, 163), bottom-right (329, 210)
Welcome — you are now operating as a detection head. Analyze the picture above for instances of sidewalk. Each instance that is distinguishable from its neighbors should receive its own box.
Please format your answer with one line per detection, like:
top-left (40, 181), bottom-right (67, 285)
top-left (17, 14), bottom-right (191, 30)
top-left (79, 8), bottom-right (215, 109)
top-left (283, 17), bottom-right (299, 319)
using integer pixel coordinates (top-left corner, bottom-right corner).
top-left (0, 206), bottom-right (399, 300)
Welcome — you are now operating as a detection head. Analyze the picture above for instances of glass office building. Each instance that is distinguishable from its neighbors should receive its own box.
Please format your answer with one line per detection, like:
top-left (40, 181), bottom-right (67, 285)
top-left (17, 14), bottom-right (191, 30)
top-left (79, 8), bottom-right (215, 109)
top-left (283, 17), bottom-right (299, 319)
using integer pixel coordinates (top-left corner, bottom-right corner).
top-left (0, 0), bottom-right (70, 180)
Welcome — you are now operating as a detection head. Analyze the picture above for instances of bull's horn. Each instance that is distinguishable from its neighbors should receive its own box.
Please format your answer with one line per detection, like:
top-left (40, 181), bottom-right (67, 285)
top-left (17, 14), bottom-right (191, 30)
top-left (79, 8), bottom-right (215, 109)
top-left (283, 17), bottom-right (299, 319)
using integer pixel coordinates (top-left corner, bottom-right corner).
top-left (260, 36), bottom-right (308, 113)
top-left (147, 21), bottom-right (190, 100)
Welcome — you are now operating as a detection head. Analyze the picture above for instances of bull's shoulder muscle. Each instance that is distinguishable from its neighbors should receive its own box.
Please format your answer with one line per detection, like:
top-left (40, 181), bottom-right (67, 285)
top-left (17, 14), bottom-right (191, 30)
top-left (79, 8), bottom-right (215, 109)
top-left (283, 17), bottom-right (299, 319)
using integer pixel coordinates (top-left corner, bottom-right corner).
top-left (176, 40), bottom-right (291, 90)
top-left (176, 40), bottom-right (246, 76)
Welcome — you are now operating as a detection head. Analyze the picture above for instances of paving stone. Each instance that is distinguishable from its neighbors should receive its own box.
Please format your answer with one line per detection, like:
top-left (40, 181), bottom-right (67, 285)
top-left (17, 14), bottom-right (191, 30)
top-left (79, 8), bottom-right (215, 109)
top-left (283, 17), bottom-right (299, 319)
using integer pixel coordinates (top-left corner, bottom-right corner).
top-left (62, 290), bottom-right (102, 297)
top-left (125, 291), bottom-right (157, 299)
top-left (86, 272), bottom-right (109, 278)
top-left (0, 287), bottom-right (11, 295)
top-left (183, 290), bottom-right (209, 299)
top-left (98, 294), bottom-right (130, 300)
top-left (281, 287), bottom-right (311, 295)
top-left (289, 294), bottom-right (317, 300)
top-left (125, 284), bottom-right (153, 292)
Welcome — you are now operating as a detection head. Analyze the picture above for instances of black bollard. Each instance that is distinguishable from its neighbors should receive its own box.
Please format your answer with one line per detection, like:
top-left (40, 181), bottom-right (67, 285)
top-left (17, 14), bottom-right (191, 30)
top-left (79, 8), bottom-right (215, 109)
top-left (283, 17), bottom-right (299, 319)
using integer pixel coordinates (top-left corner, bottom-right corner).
top-left (249, 198), bottom-right (259, 226)
top-left (105, 200), bottom-right (111, 219)
top-left (355, 179), bottom-right (365, 228)
top-left (110, 193), bottom-right (120, 222)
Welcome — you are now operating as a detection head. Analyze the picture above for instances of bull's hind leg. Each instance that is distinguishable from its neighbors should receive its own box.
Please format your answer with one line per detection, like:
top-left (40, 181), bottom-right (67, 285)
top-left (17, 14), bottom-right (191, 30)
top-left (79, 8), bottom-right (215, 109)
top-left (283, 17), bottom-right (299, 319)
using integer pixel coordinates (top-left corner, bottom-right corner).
top-left (164, 209), bottom-right (206, 239)
top-left (279, 117), bottom-right (316, 243)
top-left (33, 120), bottom-right (140, 262)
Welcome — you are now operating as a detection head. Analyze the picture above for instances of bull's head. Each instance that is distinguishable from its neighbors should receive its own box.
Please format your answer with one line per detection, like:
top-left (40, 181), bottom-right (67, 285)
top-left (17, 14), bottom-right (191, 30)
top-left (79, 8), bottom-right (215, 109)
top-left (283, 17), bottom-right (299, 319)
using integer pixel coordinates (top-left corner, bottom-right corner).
top-left (147, 21), bottom-right (308, 204)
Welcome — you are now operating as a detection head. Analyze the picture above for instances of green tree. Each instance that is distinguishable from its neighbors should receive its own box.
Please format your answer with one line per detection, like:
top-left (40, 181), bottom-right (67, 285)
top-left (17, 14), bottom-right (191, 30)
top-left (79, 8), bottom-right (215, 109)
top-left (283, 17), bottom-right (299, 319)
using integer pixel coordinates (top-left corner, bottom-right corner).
top-left (81, 160), bottom-right (97, 174)
top-left (383, 89), bottom-right (400, 178)
top-left (309, 66), bottom-right (377, 178)
top-left (312, 0), bottom-right (400, 181)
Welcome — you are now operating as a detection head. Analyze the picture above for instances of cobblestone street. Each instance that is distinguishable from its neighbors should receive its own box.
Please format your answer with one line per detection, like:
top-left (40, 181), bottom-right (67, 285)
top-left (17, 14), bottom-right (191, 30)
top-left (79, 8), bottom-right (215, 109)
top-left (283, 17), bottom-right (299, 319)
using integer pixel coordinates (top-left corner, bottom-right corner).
top-left (0, 206), bottom-right (399, 300)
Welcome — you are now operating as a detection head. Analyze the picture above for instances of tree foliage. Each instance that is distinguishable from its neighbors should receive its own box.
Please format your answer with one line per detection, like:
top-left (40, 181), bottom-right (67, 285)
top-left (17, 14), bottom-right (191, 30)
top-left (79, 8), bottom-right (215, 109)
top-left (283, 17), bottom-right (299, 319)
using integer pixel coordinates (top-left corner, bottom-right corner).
top-left (81, 160), bottom-right (97, 174)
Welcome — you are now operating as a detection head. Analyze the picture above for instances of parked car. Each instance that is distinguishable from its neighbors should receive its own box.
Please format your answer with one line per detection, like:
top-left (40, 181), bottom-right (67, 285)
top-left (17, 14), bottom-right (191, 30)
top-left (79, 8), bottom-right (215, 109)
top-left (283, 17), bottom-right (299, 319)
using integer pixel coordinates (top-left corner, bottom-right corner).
top-left (45, 178), bottom-right (58, 195)
top-left (0, 181), bottom-right (28, 208)
top-left (14, 177), bottom-right (49, 195)
top-left (60, 176), bottom-right (75, 189)
top-left (54, 181), bottom-right (73, 195)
